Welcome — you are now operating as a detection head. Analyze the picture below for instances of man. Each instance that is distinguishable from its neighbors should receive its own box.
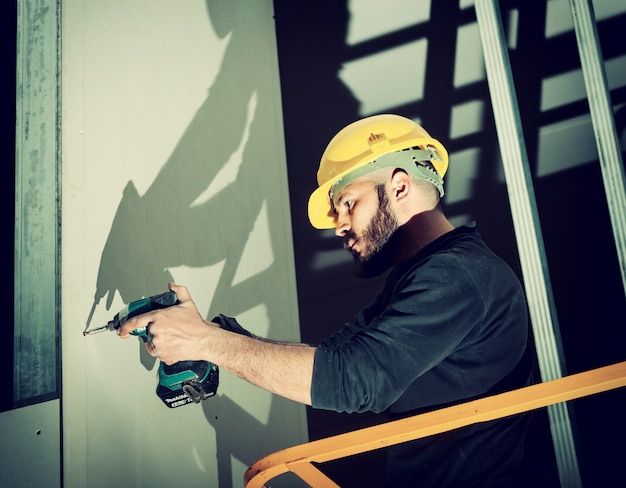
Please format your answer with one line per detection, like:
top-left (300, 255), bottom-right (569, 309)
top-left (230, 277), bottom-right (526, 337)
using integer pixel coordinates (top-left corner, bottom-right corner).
top-left (119, 114), bottom-right (533, 487)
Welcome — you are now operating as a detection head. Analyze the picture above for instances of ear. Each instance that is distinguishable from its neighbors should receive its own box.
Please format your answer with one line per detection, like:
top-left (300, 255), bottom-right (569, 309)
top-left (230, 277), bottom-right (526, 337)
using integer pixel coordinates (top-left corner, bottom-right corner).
top-left (390, 169), bottom-right (411, 202)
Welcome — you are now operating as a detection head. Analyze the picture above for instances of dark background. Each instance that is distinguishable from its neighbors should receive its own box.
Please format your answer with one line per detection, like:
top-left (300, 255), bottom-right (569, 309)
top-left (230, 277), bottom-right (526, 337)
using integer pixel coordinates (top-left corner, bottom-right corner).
top-left (273, 0), bottom-right (626, 486)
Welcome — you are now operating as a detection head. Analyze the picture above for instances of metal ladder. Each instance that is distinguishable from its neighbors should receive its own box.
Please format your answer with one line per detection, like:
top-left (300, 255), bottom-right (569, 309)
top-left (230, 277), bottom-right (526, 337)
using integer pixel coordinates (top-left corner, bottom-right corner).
top-left (475, 0), bottom-right (626, 486)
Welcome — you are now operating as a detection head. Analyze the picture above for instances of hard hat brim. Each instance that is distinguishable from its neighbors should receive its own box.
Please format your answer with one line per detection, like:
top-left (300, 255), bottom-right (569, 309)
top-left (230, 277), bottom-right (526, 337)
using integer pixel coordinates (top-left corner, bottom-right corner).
top-left (308, 177), bottom-right (342, 230)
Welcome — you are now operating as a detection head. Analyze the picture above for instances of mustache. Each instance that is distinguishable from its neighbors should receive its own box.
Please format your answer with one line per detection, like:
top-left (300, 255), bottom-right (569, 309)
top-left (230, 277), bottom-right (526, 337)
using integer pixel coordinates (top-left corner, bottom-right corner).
top-left (342, 231), bottom-right (357, 249)
top-left (343, 232), bottom-right (365, 261)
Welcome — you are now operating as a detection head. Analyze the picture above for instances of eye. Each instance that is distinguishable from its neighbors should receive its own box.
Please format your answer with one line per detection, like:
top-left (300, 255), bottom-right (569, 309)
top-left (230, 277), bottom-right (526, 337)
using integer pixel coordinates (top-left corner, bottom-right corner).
top-left (332, 200), bottom-right (353, 215)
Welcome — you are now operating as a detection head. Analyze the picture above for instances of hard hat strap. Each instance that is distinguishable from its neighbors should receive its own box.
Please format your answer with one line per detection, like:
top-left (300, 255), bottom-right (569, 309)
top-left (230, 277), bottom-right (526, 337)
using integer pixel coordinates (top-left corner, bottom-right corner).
top-left (329, 147), bottom-right (445, 206)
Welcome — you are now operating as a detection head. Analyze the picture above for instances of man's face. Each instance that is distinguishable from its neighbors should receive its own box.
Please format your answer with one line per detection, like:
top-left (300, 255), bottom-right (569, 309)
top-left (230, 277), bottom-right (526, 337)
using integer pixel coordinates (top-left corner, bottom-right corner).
top-left (334, 180), bottom-right (400, 276)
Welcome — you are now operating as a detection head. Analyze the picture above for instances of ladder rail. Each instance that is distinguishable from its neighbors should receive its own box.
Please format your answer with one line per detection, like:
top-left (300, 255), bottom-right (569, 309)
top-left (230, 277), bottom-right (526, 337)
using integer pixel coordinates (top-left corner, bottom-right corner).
top-left (569, 0), bottom-right (626, 294)
top-left (473, 1), bottom-right (581, 485)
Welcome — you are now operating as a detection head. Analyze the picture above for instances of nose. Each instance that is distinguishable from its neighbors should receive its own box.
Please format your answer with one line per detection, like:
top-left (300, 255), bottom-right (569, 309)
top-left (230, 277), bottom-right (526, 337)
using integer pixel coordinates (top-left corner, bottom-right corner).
top-left (334, 213), bottom-right (350, 237)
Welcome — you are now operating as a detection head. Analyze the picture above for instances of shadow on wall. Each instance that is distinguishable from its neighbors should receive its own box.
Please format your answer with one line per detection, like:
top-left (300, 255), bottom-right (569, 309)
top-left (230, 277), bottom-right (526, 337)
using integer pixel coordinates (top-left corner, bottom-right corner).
top-left (90, 1), bottom-right (299, 486)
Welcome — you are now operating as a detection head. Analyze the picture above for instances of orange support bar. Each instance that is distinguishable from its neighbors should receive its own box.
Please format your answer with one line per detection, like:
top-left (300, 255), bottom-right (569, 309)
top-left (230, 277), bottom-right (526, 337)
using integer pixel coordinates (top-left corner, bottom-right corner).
top-left (245, 361), bottom-right (626, 487)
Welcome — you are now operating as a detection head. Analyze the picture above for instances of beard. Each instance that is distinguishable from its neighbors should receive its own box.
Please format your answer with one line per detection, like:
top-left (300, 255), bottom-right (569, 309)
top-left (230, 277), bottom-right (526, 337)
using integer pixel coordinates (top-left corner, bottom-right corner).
top-left (343, 184), bottom-right (400, 278)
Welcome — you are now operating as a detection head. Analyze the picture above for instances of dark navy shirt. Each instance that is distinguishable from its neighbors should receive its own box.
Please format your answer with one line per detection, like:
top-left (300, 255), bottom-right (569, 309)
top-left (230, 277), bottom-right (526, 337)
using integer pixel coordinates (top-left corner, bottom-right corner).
top-left (311, 224), bottom-right (532, 486)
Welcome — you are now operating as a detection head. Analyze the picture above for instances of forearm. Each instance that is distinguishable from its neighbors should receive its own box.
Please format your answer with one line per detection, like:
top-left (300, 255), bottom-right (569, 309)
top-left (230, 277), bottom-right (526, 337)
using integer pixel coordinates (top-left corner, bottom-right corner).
top-left (203, 324), bottom-right (315, 406)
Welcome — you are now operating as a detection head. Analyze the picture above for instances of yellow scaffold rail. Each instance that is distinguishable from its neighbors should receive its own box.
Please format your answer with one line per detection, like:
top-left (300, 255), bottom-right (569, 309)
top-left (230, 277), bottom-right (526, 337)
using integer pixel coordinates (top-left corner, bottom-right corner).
top-left (244, 361), bottom-right (626, 488)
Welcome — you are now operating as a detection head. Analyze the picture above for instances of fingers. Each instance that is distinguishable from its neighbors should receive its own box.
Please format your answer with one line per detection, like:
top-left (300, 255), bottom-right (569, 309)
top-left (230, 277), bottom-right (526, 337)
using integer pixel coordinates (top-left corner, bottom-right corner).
top-left (168, 282), bottom-right (191, 302)
top-left (144, 325), bottom-right (158, 357)
top-left (117, 312), bottom-right (154, 338)
top-left (117, 284), bottom-right (198, 364)
top-left (145, 339), bottom-right (158, 358)
top-left (117, 284), bottom-right (188, 338)
top-left (144, 332), bottom-right (176, 364)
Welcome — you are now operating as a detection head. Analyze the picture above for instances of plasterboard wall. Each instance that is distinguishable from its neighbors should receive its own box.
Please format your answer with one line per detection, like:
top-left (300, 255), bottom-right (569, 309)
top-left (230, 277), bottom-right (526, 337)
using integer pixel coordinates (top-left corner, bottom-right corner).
top-left (61, 1), bottom-right (307, 486)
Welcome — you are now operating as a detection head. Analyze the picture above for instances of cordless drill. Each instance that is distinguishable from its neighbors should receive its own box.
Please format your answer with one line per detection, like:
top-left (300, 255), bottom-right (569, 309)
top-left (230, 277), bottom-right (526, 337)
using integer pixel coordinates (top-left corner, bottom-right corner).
top-left (84, 291), bottom-right (219, 408)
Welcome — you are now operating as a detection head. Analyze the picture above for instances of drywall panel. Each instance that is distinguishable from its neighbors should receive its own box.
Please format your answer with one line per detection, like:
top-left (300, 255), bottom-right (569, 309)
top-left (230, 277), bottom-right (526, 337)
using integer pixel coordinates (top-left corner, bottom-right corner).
top-left (0, 401), bottom-right (61, 488)
top-left (61, 1), bottom-right (307, 487)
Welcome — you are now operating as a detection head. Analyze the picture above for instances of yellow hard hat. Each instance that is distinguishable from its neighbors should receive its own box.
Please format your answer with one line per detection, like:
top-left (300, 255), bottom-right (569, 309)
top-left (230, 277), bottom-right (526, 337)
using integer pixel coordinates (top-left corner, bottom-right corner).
top-left (307, 114), bottom-right (449, 229)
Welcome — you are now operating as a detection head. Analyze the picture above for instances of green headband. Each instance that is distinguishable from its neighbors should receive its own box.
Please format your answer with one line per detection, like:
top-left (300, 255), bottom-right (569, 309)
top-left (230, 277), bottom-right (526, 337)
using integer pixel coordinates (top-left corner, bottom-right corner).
top-left (329, 147), bottom-right (445, 207)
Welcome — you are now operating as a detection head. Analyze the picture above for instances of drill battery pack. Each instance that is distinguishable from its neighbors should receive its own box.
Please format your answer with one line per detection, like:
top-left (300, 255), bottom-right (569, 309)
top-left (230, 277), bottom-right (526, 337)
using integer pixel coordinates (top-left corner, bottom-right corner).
top-left (157, 360), bottom-right (219, 408)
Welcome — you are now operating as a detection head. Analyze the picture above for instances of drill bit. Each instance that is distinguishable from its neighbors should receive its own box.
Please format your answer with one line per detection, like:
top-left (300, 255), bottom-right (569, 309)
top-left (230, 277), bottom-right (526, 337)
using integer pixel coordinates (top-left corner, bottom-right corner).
top-left (83, 324), bottom-right (108, 336)
top-left (83, 300), bottom-right (118, 336)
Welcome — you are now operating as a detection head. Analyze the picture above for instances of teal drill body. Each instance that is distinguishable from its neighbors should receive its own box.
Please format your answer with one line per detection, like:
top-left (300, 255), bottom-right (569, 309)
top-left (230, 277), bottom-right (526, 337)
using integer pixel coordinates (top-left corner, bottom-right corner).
top-left (87, 291), bottom-right (219, 408)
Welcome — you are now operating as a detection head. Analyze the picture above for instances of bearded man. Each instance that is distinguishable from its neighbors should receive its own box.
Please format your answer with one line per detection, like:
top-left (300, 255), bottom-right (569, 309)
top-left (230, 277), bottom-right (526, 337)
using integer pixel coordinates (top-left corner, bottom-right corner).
top-left (120, 114), bottom-right (534, 487)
